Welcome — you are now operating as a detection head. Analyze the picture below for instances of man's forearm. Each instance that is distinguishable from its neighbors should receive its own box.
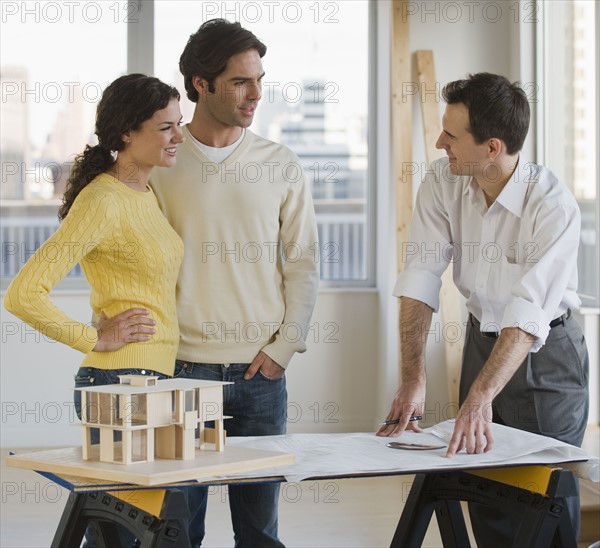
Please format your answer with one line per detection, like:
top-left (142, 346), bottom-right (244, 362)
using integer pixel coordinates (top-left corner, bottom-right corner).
top-left (446, 326), bottom-right (535, 456)
top-left (469, 327), bottom-right (535, 400)
top-left (376, 296), bottom-right (432, 436)
top-left (399, 297), bottom-right (433, 383)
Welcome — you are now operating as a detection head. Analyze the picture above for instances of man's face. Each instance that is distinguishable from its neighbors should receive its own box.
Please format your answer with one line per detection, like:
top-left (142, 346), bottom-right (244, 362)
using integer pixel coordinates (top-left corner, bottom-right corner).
top-left (436, 103), bottom-right (490, 178)
top-left (202, 49), bottom-right (264, 129)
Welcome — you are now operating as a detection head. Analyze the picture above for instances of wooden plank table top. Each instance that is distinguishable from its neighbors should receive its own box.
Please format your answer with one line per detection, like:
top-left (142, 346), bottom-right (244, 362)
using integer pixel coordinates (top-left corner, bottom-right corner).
top-left (6, 445), bottom-right (294, 487)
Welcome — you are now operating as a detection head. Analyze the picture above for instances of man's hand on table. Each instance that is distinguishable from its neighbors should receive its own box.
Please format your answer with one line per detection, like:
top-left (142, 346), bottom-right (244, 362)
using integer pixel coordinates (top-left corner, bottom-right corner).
top-left (446, 389), bottom-right (494, 457)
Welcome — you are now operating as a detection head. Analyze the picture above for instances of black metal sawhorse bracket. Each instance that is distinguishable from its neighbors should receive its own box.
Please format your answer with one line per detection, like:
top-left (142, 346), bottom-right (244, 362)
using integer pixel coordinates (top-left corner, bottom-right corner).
top-left (51, 488), bottom-right (192, 548)
top-left (390, 467), bottom-right (579, 548)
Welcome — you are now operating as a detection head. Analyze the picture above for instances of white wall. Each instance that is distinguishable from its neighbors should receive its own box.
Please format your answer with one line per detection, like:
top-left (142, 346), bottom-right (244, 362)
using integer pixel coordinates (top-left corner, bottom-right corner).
top-left (2, 2), bottom-right (550, 448)
top-left (286, 290), bottom-right (380, 434)
top-left (1, 291), bottom-right (92, 447)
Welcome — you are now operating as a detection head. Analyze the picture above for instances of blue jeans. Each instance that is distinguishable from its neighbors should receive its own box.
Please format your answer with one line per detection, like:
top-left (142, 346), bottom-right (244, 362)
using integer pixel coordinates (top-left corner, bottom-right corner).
top-left (73, 367), bottom-right (172, 548)
top-left (174, 360), bottom-right (287, 548)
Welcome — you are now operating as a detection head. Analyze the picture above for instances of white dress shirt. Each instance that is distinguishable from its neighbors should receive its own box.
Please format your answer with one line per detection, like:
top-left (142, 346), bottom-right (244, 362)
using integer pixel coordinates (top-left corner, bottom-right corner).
top-left (393, 157), bottom-right (581, 352)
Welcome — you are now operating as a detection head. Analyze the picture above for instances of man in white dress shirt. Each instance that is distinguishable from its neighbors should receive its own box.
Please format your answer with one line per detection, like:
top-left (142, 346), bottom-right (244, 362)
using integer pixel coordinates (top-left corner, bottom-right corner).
top-left (378, 73), bottom-right (589, 545)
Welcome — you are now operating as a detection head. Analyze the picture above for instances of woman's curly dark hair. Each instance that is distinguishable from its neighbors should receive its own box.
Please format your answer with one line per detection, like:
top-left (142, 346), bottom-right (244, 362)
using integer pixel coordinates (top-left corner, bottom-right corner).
top-left (58, 74), bottom-right (180, 220)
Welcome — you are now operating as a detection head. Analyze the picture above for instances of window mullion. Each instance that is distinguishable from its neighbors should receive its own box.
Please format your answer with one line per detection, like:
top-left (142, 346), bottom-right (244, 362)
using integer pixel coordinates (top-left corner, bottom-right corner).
top-left (127, 0), bottom-right (154, 75)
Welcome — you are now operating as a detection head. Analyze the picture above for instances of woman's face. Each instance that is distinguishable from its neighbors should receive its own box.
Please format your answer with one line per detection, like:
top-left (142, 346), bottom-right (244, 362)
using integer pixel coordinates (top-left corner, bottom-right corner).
top-left (124, 98), bottom-right (184, 171)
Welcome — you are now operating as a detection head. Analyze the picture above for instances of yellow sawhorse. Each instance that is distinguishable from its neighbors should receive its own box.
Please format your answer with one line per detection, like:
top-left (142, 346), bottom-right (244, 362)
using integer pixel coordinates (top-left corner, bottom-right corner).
top-left (390, 465), bottom-right (579, 548)
top-left (50, 486), bottom-right (192, 547)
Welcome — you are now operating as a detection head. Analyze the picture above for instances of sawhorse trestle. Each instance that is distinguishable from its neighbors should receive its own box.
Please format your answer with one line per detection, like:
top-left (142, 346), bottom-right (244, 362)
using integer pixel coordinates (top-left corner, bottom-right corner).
top-left (391, 466), bottom-right (579, 548)
top-left (51, 488), bottom-right (191, 548)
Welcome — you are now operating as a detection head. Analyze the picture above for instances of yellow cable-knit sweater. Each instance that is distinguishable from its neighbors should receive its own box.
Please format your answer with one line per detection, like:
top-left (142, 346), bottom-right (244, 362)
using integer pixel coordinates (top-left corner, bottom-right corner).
top-left (4, 173), bottom-right (183, 375)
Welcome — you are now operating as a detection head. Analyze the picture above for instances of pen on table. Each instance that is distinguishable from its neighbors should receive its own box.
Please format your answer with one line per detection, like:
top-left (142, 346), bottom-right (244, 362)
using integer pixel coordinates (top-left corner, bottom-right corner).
top-left (381, 416), bottom-right (423, 426)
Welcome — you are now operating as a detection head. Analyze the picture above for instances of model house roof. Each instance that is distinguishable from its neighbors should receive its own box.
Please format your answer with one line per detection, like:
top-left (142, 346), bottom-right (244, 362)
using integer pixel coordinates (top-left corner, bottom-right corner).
top-left (74, 378), bottom-right (232, 395)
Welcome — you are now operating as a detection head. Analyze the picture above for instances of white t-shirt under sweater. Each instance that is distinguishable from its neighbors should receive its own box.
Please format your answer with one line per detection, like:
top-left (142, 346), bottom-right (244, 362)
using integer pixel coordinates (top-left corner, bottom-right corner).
top-left (189, 128), bottom-right (245, 164)
top-left (151, 126), bottom-right (319, 368)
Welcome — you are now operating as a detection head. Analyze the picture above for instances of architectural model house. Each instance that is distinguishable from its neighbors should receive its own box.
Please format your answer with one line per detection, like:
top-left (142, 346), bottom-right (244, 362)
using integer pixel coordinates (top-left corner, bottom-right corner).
top-left (76, 375), bottom-right (232, 465)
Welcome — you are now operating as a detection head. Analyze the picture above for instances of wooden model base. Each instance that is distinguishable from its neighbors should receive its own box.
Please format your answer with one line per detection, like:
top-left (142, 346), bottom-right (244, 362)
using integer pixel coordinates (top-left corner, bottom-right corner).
top-left (6, 445), bottom-right (294, 486)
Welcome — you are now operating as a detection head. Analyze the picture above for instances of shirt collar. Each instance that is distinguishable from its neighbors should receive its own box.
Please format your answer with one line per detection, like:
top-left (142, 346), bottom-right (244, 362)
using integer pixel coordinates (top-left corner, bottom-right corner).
top-left (464, 157), bottom-right (535, 218)
top-left (494, 157), bottom-right (535, 218)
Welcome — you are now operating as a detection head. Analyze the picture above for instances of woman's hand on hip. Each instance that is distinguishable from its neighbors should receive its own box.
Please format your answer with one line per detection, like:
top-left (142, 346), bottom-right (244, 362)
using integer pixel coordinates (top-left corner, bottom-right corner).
top-left (93, 308), bottom-right (155, 352)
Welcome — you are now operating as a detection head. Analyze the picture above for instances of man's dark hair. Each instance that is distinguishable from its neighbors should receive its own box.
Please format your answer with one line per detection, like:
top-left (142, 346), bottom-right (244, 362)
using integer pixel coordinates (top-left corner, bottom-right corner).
top-left (179, 18), bottom-right (267, 102)
top-left (442, 73), bottom-right (530, 155)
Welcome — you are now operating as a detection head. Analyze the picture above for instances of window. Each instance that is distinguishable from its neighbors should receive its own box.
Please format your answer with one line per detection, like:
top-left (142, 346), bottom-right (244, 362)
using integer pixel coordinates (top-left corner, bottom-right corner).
top-left (539, 0), bottom-right (599, 307)
top-left (1, 0), bottom-right (374, 287)
top-left (0, 1), bottom-right (128, 287)
top-left (154, 0), bottom-right (373, 284)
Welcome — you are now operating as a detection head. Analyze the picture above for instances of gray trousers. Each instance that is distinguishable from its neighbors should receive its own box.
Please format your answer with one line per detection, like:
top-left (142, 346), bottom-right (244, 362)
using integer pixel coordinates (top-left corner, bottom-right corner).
top-left (460, 312), bottom-right (589, 547)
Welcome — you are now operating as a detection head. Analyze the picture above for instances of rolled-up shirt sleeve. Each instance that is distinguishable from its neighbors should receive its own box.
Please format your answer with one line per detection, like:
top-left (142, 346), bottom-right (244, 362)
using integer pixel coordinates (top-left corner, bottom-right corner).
top-left (393, 269), bottom-right (443, 311)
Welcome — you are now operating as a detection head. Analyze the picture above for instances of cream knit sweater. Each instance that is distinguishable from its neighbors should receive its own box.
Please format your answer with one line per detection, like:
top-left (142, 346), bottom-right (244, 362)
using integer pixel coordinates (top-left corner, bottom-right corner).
top-left (151, 127), bottom-right (319, 368)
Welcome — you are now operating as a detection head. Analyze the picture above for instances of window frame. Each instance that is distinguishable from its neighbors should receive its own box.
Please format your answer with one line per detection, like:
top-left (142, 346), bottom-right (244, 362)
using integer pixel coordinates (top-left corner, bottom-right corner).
top-left (0, 0), bottom-right (377, 290)
top-left (534, 0), bottom-right (600, 309)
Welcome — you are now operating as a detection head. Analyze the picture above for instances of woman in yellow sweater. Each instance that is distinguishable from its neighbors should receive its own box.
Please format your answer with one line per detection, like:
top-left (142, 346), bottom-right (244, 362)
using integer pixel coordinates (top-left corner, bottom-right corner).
top-left (4, 73), bottom-right (184, 415)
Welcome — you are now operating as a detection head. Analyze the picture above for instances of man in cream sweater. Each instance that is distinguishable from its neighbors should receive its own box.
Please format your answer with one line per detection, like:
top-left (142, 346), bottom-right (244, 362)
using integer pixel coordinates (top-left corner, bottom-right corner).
top-left (151, 19), bottom-right (319, 548)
